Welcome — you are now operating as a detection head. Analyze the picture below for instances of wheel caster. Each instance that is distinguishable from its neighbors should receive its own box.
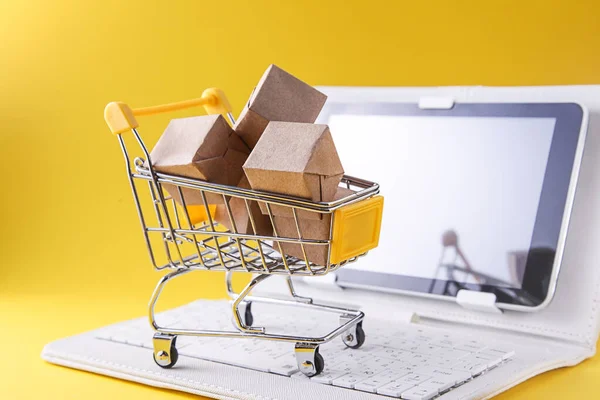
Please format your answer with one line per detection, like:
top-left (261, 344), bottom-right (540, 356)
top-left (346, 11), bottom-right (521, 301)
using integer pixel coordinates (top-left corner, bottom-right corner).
top-left (342, 321), bottom-right (366, 349)
top-left (152, 334), bottom-right (179, 369)
top-left (295, 343), bottom-right (325, 377)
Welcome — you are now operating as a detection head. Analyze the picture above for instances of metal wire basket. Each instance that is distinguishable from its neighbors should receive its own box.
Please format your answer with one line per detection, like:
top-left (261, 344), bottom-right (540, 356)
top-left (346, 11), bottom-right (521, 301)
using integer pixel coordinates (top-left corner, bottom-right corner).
top-left (104, 88), bottom-right (384, 376)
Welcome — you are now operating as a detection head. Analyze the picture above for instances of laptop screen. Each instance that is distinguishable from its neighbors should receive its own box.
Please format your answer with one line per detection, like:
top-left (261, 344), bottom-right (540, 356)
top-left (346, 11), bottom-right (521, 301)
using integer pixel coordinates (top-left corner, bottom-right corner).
top-left (319, 101), bottom-right (584, 308)
top-left (330, 114), bottom-right (554, 289)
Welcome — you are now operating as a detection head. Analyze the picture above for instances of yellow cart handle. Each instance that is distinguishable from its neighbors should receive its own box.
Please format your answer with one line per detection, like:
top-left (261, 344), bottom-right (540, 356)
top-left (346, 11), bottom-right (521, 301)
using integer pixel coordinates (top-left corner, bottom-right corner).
top-left (104, 88), bottom-right (232, 135)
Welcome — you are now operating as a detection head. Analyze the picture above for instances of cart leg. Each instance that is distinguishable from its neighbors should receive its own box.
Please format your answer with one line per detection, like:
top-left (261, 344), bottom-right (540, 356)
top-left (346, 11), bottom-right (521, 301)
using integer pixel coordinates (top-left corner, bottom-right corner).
top-left (225, 271), bottom-right (255, 328)
top-left (148, 268), bottom-right (192, 331)
top-left (286, 276), bottom-right (313, 304)
top-left (153, 333), bottom-right (179, 369)
top-left (295, 343), bottom-right (324, 377)
top-left (225, 270), bottom-right (236, 299)
top-left (147, 268), bottom-right (190, 369)
top-left (340, 314), bottom-right (366, 349)
top-left (231, 274), bottom-right (270, 333)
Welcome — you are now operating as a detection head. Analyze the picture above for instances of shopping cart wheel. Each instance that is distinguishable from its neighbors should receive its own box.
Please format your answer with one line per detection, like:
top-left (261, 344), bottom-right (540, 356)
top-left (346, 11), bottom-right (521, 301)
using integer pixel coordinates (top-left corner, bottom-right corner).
top-left (232, 301), bottom-right (254, 328)
top-left (152, 333), bottom-right (179, 369)
top-left (243, 301), bottom-right (254, 327)
top-left (295, 344), bottom-right (325, 377)
top-left (313, 352), bottom-right (325, 375)
top-left (342, 321), bottom-right (366, 349)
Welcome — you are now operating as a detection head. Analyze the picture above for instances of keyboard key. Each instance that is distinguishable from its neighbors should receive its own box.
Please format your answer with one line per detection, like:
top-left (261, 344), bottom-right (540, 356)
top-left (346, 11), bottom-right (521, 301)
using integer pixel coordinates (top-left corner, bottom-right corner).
top-left (331, 361), bottom-right (361, 375)
top-left (410, 334), bottom-right (436, 343)
top-left (415, 367), bottom-right (471, 385)
top-left (430, 338), bottom-right (456, 348)
top-left (356, 368), bottom-right (411, 392)
top-left (454, 339), bottom-right (487, 352)
top-left (269, 363), bottom-right (298, 376)
top-left (438, 348), bottom-right (471, 360)
top-left (400, 342), bottom-right (422, 353)
top-left (413, 343), bottom-right (445, 356)
top-left (374, 347), bottom-right (409, 361)
top-left (331, 373), bottom-right (367, 389)
top-left (394, 357), bottom-right (429, 371)
top-left (311, 369), bottom-right (348, 384)
top-left (400, 385), bottom-right (439, 400)
top-left (396, 373), bottom-right (431, 385)
top-left (451, 358), bottom-right (488, 376)
top-left (391, 339), bottom-right (420, 350)
top-left (358, 367), bottom-right (385, 378)
top-left (423, 356), bottom-right (455, 368)
top-left (354, 372), bottom-right (398, 393)
top-left (335, 350), bottom-right (374, 364)
top-left (403, 353), bottom-right (430, 363)
top-left (419, 376), bottom-right (454, 392)
top-left (480, 348), bottom-right (515, 360)
top-left (355, 379), bottom-right (392, 393)
top-left (290, 371), bottom-right (311, 381)
top-left (377, 381), bottom-right (416, 397)
top-left (470, 353), bottom-right (504, 367)
top-left (338, 345), bottom-right (379, 363)
top-left (370, 357), bottom-right (401, 370)
top-left (469, 352), bottom-right (496, 361)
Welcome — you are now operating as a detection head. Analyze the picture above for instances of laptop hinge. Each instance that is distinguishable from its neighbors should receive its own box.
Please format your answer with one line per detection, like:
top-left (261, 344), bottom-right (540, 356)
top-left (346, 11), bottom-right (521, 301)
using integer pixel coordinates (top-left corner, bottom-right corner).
top-left (456, 290), bottom-right (503, 314)
top-left (418, 96), bottom-right (455, 109)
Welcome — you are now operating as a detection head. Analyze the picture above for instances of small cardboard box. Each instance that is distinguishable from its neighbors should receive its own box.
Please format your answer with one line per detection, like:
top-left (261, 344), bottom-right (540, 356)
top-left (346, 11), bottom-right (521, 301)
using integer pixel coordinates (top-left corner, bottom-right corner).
top-left (214, 176), bottom-right (273, 236)
top-left (234, 64), bottom-right (327, 149)
top-left (150, 114), bottom-right (249, 205)
top-left (272, 187), bottom-right (355, 265)
top-left (243, 121), bottom-right (344, 220)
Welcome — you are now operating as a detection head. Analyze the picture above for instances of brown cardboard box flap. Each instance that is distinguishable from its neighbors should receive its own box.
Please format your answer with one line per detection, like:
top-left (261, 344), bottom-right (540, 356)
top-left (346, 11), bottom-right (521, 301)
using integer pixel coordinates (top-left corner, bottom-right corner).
top-left (234, 64), bottom-right (327, 149)
top-left (234, 107), bottom-right (269, 149)
top-left (223, 148), bottom-right (249, 188)
top-left (227, 131), bottom-right (251, 155)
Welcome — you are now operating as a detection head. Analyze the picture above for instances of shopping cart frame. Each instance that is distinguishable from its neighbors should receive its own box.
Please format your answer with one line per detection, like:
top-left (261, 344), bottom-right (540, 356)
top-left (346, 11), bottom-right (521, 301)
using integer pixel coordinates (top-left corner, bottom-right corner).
top-left (104, 88), bottom-right (382, 376)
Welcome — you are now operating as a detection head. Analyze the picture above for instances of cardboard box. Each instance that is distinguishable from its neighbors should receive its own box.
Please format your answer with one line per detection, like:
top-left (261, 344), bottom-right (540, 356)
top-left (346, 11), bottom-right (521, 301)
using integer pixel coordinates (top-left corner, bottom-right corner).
top-left (214, 176), bottom-right (273, 236)
top-left (272, 187), bottom-right (355, 266)
top-left (234, 64), bottom-right (327, 149)
top-left (150, 114), bottom-right (249, 205)
top-left (243, 121), bottom-right (344, 220)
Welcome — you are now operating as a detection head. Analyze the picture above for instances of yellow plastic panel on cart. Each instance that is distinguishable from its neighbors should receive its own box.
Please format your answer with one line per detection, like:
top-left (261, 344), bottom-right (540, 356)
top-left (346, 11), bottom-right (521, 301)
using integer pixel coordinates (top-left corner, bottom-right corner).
top-left (104, 102), bottom-right (139, 135)
top-left (330, 196), bottom-right (384, 264)
top-left (183, 204), bottom-right (217, 225)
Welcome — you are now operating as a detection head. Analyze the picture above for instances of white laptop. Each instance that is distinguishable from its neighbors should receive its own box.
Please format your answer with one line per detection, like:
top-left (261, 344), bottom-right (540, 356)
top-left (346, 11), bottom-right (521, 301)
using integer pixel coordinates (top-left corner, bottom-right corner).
top-left (43, 85), bottom-right (600, 400)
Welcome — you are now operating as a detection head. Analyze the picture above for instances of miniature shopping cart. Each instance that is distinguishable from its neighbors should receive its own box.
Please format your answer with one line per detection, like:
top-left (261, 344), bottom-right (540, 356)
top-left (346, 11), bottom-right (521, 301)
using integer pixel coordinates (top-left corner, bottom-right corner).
top-left (104, 88), bottom-right (384, 376)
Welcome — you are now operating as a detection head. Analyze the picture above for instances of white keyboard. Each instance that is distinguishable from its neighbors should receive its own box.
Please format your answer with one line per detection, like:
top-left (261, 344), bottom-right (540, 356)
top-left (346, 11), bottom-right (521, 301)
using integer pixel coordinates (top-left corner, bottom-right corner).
top-left (95, 300), bottom-right (515, 400)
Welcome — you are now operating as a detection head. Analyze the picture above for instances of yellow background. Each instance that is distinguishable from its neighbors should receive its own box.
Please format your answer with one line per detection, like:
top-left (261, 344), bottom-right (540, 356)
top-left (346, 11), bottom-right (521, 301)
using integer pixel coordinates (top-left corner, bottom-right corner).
top-left (1, 0), bottom-right (599, 398)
